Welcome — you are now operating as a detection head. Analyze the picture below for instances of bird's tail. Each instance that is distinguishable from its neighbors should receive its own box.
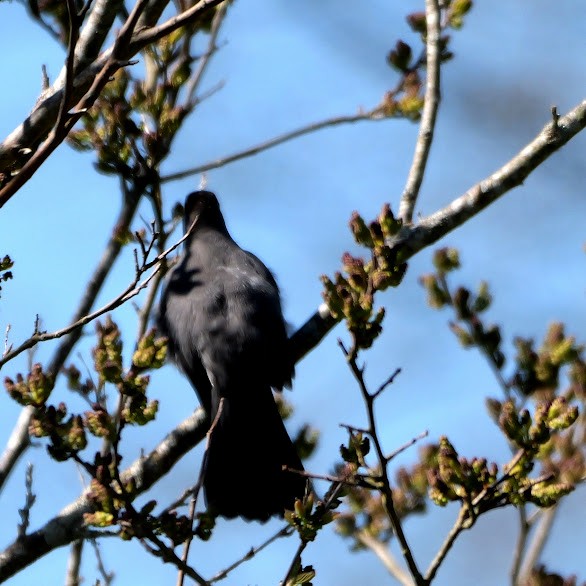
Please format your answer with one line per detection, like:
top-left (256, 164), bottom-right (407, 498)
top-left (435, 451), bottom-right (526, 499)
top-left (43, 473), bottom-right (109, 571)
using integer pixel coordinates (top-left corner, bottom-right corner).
top-left (203, 386), bottom-right (307, 522)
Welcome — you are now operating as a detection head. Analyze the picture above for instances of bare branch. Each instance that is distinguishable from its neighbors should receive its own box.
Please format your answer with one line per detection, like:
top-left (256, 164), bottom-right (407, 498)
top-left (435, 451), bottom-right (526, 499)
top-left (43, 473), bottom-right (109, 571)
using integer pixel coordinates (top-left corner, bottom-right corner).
top-left (340, 343), bottom-right (424, 585)
top-left (71, 0), bottom-right (125, 72)
top-left (128, 0), bottom-right (226, 52)
top-left (0, 207), bottom-right (193, 371)
top-left (398, 0), bottom-right (441, 224)
top-left (160, 111), bottom-right (385, 183)
top-left (90, 539), bottom-right (115, 586)
top-left (511, 507), bottom-right (529, 585)
top-left (424, 507), bottom-right (468, 583)
top-left (517, 506), bottom-right (558, 585)
top-left (17, 463), bottom-right (36, 539)
top-left (176, 398), bottom-right (224, 586)
top-left (0, 407), bottom-right (34, 494)
top-left (396, 99), bottom-right (586, 257)
top-left (0, 0), bottom-right (224, 203)
top-left (209, 527), bottom-right (291, 583)
top-left (356, 530), bottom-right (415, 586)
top-left (185, 1), bottom-right (228, 107)
top-left (64, 540), bottom-right (83, 586)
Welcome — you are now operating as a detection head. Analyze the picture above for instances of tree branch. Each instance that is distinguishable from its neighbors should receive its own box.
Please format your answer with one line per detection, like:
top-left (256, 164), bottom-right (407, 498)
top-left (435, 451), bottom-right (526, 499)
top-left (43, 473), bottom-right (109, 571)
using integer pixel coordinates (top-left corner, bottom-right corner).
top-left (64, 539), bottom-right (83, 586)
top-left (516, 506), bottom-right (558, 585)
top-left (288, 99), bottom-right (586, 369)
top-left (397, 101), bottom-right (586, 258)
top-left (424, 507), bottom-right (467, 583)
top-left (160, 111), bottom-right (385, 183)
top-left (185, 1), bottom-right (228, 108)
top-left (356, 530), bottom-right (415, 586)
top-left (0, 407), bottom-right (35, 495)
top-left (398, 0), bottom-right (441, 224)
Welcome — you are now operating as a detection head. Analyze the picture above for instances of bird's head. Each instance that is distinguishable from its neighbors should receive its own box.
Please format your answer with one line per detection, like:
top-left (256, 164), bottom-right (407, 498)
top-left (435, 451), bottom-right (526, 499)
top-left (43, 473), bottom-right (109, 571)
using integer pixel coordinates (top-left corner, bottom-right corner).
top-left (183, 190), bottom-right (228, 235)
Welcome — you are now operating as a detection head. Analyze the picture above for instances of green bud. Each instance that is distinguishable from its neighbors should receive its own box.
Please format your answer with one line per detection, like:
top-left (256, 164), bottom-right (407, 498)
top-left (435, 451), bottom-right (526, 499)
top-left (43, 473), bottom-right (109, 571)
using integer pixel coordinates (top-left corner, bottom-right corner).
top-left (349, 212), bottom-right (373, 247)
top-left (449, 0), bottom-right (473, 29)
top-left (473, 281), bottom-right (491, 313)
top-left (546, 398), bottom-right (578, 431)
top-left (529, 481), bottom-right (573, 507)
top-left (133, 329), bottom-right (168, 370)
top-left (378, 203), bottom-right (402, 238)
top-left (84, 511), bottom-right (115, 527)
top-left (449, 322), bottom-right (474, 347)
top-left (433, 248), bottom-right (460, 274)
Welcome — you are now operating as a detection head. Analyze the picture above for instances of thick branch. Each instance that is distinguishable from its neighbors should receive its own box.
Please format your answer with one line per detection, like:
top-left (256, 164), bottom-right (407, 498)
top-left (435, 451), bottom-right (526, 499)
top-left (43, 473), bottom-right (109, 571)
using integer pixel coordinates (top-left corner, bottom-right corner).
top-left (290, 99), bottom-right (586, 363)
top-left (0, 407), bottom-right (34, 495)
top-left (70, 0), bottom-right (125, 73)
top-left (396, 101), bottom-right (586, 257)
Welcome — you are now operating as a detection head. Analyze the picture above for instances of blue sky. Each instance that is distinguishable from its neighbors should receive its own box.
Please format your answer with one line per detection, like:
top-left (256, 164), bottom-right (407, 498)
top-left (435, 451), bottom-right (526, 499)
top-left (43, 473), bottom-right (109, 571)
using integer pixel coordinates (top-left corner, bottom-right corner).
top-left (1, 0), bottom-right (585, 584)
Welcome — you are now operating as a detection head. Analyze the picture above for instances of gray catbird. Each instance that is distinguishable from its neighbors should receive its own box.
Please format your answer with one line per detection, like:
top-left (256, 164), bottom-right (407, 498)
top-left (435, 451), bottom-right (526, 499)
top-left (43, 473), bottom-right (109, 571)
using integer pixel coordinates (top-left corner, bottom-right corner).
top-left (158, 191), bottom-right (306, 521)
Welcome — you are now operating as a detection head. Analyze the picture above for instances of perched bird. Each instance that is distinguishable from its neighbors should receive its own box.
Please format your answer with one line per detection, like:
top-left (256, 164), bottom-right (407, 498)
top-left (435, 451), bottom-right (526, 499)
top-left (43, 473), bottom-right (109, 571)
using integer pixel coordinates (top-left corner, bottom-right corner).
top-left (158, 191), bottom-right (306, 521)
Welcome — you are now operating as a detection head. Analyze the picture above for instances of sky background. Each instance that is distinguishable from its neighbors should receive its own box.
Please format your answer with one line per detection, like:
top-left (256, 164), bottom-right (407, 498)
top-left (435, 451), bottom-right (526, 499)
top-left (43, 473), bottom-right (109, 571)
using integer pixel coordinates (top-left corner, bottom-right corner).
top-left (1, 0), bottom-right (585, 584)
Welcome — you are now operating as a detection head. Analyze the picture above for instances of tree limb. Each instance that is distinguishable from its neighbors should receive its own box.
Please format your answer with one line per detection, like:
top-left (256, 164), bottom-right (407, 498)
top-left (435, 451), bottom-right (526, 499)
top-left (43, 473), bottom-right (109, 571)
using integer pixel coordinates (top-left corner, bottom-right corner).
top-left (356, 530), bottom-right (415, 586)
top-left (398, 0), bottom-right (441, 224)
top-left (292, 99), bottom-right (586, 365)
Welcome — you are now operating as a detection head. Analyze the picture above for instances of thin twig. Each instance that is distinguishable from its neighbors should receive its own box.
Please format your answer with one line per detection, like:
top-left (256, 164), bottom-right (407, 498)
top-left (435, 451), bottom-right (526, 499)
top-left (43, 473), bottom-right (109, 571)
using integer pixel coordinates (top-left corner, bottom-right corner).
top-left (209, 527), bottom-right (292, 583)
top-left (0, 212), bottom-right (195, 370)
top-left (160, 111), bottom-right (383, 183)
top-left (90, 539), bottom-right (115, 586)
top-left (398, 0), bottom-right (442, 224)
top-left (128, 0), bottom-right (227, 53)
top-left (17, 463), bottom-right (36, 539)
top-left (386, 430), bottom-right (429, 462)
top-left (281, 482), bottom-right (345, 586)
top-left (510, 506), bottom-right (529, 586)
top-left (424, 507), bottom-right (467, 583)
top-left (176, 398), bottom-right (224, 586)
top-left (340, 341), bottom-right (424, 585)
top-left (185, 1), bottom-right (228, 107)
top-left (517, 506), bottom-right (558, 585)
top-left (283, 467), bottom-right (364, 487)
top-left (56, 0), bottom-right (81, 132)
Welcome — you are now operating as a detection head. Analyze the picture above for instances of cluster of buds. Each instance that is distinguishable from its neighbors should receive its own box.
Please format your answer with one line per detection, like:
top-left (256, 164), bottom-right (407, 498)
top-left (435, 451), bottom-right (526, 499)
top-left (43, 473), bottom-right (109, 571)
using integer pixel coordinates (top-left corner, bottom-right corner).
top-left (285, 492), bottom-right (337, 544)
top-left (0, 254), bottom-right (13, 297)
top-left (322, 204), bottom-right (406, 350)
top-left (512, 323), bottom-right (584, 397)
top-left (421, 248), bottom-right (584, 513)
top-left (380, 1), bottom-right (473, 119)
top-left (421, 247), bottom-right (504, 366)
top-left (5, 363), bottom-right (53, 407)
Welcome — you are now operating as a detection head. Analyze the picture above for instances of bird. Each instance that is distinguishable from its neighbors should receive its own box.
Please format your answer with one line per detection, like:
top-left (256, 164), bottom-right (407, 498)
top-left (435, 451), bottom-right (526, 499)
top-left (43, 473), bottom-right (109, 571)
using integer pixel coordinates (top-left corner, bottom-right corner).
top-left (158, 190), bottom-right (306, 521)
